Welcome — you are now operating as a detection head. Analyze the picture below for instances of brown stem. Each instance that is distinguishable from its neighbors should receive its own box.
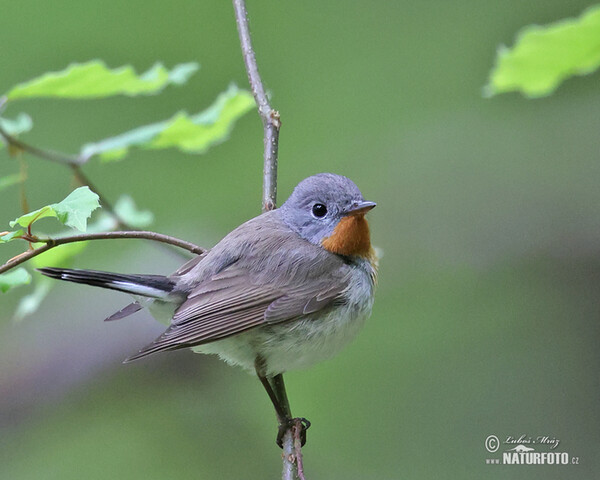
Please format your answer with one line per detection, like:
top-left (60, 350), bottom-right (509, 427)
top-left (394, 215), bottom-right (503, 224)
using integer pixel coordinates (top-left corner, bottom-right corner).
top-left (0, 124), bottom-right (84, 166)
top-left (0, 126), bottom-right (195, 259)
top-left (233, 0), bottom-right (279, 213)
top-left (233, 2), bottom-right (300, 478)
top-left (0, 125), bottom-right (125, 224)
top-left (0, 231), bottom-right (205, 274)
top-left (293, 419), bottom-right (306, 480)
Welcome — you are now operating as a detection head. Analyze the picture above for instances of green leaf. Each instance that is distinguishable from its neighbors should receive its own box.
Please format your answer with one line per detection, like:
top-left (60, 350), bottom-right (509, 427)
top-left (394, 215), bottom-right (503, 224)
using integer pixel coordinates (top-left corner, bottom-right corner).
top-left (0, 230), bottom-right (24, 243)
top-left (0, 268), bottom-right (32, 293)
top-left (113, 195), bottom-right (153, 228)
top-left (485, 5), bottom-right (600, 98)
top-left (149, 86), bottom-right (256, 152)
top-left (80, 84), bottom-right (255, 161)
top-left (9, 206), bottom-right (56, 229)
top-left (85, 194), bottom-right (153, 232)
top-left (52, 187), bottom-right (101, 231)
top-left (0, 173), bottom-right (25, 192)
top-left (12, 241), bottom-right (90, 320)
top-left (13, 280), bottom-right (52, 320)
top-left (5, 61), bottom-right (199, 100)
top-left (30, 241), bottom-right (89, 268)
top-left (0, 113), bottom-right (33, 137)
top-left (9, 186), bottom-right (100, 231)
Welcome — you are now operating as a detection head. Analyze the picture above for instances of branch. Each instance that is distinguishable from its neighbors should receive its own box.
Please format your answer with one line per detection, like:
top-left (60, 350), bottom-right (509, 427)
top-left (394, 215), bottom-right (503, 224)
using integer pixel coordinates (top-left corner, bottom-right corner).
top-left (233, 0), bottom-right (280, 213)
top-left (0, 231), bottom-right (205, 274)
top-left (281, 421), bottom-right (307, 480)
top-left (0, 126), bottom-right (193, 259)
top-left (281, 429), bottom-right (296, 480)
top-left (233, 2), bottom-right (302, 478)
top-left (0, 125), bottom-right (126, 224)
top-left (0, 124), bottom-right (85, 166)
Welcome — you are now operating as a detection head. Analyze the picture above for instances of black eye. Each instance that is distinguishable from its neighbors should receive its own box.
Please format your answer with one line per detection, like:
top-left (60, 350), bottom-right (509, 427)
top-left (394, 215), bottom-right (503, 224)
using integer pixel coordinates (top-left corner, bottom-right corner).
top-left (311, 203), bottom-right (327, 218)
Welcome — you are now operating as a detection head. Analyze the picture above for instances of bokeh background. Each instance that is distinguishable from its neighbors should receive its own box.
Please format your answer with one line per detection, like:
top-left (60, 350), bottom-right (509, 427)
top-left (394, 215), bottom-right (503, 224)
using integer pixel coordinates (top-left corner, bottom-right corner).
top-left (1, 1), bottom-right (599, 478)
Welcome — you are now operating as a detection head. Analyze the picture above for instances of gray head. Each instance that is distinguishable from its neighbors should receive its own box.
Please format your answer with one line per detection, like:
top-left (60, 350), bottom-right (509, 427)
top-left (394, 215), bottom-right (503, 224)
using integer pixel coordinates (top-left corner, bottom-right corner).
top-left (279, 173), bottom-right (376, 246)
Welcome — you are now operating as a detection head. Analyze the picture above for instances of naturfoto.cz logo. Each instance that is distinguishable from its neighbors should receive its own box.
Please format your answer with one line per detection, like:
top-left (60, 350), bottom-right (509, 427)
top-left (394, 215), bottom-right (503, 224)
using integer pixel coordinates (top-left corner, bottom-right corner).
top-left (484, 434), bottom-right (580, 466)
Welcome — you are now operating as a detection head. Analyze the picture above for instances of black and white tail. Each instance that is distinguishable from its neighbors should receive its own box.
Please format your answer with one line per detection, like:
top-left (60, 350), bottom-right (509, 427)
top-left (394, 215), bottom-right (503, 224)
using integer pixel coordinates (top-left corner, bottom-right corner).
top-left (37, 267), bottom-right (175, 299)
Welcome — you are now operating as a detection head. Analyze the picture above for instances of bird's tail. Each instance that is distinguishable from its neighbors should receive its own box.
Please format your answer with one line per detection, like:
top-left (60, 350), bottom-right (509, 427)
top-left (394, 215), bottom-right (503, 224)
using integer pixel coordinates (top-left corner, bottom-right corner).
top-left (37, 267), bottom-right (175, 299)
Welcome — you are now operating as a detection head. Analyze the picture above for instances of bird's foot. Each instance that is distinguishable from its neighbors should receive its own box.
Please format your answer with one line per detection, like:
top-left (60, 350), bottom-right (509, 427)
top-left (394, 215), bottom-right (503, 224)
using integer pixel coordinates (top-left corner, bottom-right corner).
top-left (276, 417), bottom-right (311, 448)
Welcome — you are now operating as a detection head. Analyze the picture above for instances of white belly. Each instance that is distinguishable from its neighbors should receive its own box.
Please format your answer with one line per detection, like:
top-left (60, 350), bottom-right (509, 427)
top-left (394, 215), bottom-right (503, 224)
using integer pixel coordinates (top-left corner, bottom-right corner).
top-left (193, 267), bottom-right (375, 376)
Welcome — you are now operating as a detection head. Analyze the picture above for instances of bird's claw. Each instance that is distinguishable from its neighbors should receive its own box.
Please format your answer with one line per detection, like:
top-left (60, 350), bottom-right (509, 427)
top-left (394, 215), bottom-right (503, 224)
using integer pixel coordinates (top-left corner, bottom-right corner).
top-left (276, 417), bottom-right (311, 448)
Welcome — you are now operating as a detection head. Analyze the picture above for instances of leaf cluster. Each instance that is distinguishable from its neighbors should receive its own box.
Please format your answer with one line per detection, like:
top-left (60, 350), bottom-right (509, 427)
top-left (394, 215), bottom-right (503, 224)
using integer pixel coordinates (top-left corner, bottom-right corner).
top-left (0, 60), bottom-right (254, 318)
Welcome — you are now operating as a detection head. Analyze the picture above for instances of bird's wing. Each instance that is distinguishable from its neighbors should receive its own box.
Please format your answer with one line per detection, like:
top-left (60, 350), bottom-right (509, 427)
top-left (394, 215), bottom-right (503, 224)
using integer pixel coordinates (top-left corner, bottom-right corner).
top-left (124, 260), bottom-right (350, 362)
top-left (170, 251), bottom-right (209, 277)
top-left (104, 301), bottom-right (143, 322)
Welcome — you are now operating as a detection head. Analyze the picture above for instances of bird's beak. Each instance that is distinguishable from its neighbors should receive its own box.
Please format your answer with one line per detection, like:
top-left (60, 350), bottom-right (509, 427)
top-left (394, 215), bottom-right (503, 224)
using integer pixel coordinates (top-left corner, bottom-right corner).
top-left (345, 200), bottom-right (376, 216)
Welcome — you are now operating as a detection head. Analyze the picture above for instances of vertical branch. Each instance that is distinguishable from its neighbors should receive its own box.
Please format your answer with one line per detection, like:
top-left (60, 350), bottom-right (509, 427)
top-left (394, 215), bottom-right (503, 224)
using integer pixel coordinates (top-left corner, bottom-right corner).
top-left (232, 0), bottom-right (280, 213)
top-left (281, 429), bottom-right (297, 480)
top-left (272, 374), bottom-right (297, 480)
top-left (232, 1), bottom-right (299, 478)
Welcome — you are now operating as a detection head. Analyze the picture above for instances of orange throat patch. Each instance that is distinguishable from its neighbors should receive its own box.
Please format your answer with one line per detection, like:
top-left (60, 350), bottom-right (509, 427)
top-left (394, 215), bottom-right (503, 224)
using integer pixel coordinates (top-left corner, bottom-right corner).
top-left (321, 214), bottom-right (373, 258)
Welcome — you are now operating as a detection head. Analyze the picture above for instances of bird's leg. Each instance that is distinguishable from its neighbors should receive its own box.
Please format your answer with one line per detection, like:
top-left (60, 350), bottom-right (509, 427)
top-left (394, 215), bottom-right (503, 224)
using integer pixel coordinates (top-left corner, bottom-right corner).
top-left (272, 373), bottom-right (310, 447)
top-left (271, 373), bottom-right (291, 416)
top-left (255, 357), bottom-right (289, 424)
top-left (257, 371), bottom-right (289, 423)
top-left (254, 357), bottom-right (310, 447)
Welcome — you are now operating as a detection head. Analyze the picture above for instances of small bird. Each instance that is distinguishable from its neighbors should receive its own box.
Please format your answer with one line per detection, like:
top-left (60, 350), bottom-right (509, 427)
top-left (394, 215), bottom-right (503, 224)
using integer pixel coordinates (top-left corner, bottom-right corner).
top-left (39, 173), bottom-right (378, 446)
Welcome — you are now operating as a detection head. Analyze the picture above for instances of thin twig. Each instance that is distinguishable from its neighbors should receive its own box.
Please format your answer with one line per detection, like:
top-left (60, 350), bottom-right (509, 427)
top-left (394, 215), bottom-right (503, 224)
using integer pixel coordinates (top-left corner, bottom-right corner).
top-left (0, 125), bottom-right (84, 166)
top-left (0, 125), bottom-right (119, 225)
top-left (233, 2), bottom-right (301, 479)
top-left (281, 429), bottom-right (297, 480)
top-left (0, 126), bottom-right (194, 259)
top-left (233, 0), bottom-right (280, 213)
top-left (272, 374), bottom-right (297, 480)
top-left (0, 231), bottom-right (205, 274)
top-left (293, 420), bottom-right (306, 480)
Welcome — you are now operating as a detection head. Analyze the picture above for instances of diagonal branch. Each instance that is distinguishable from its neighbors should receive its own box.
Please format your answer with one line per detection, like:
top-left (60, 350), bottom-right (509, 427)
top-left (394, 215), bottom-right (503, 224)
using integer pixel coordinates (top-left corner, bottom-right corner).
top-left (233, 0), bottom-right (280, 213)
top-left (0, 231), bottom-right (206, 274)
top-left (0, 126), bottom-right (122, 219)
top-left (0, 127), bottom-right (193, 258)
top-left (0, 124), bottom-right (85, 166)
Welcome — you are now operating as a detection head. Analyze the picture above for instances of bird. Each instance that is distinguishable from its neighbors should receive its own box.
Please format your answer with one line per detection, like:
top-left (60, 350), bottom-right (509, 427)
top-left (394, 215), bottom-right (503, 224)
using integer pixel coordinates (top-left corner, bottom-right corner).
top-left (38, 173), bottom-right (378, 446)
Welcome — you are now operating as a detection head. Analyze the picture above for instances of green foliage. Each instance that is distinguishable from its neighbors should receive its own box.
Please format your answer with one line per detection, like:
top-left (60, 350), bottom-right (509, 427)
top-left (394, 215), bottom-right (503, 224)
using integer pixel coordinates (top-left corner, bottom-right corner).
top-left (0, 230), bottom-right (24, 243)
top-left (14, 242), bottom-right (90, 320)
top-left (84, 195), bottom-right (151, 232)
top-left (486, 5), bottom-right (600, 97)
top-left (9, 186), bottom-right (100, 232)
top-left (31, 241), bottom-right (89, 269)
top-left (0, 173), bottom-right (24, 192)
top-left (12, 281), bottom-right (52, 320)
top-left (112, 195), bottom-right (154, 228)
top-left (80, 84), bottom-right (255, 160)
top-left (0, 113), bottom-right (33, 143)
top-left (0, 268), bottom-right (31, 293)
top-left (0, 58), bottom-right (253, 319)
top-left (5, 61), bottom-right (199, 100)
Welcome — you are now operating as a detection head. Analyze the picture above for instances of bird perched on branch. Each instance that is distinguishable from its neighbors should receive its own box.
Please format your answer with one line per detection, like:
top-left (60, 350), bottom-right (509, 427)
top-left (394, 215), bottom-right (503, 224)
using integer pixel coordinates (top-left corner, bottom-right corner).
top-left (39, 173), bottom-right (378, 446)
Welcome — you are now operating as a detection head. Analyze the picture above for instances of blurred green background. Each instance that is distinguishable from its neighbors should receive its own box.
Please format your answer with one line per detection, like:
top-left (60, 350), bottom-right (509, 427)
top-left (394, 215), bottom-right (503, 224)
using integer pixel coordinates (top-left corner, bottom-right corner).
top-left (1, 1), bottom-right (599, 478)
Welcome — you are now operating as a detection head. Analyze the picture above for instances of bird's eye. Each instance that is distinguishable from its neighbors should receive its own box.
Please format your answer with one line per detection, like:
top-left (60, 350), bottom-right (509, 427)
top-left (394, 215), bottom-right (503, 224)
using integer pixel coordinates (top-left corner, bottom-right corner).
top-left (311, 203), bottom-right (327, 218)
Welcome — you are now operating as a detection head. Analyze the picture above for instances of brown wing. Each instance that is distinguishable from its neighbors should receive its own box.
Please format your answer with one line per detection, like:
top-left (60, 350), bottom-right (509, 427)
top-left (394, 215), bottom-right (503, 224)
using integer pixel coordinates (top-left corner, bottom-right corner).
top-left (124, 263), bottom-right (350, 362)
